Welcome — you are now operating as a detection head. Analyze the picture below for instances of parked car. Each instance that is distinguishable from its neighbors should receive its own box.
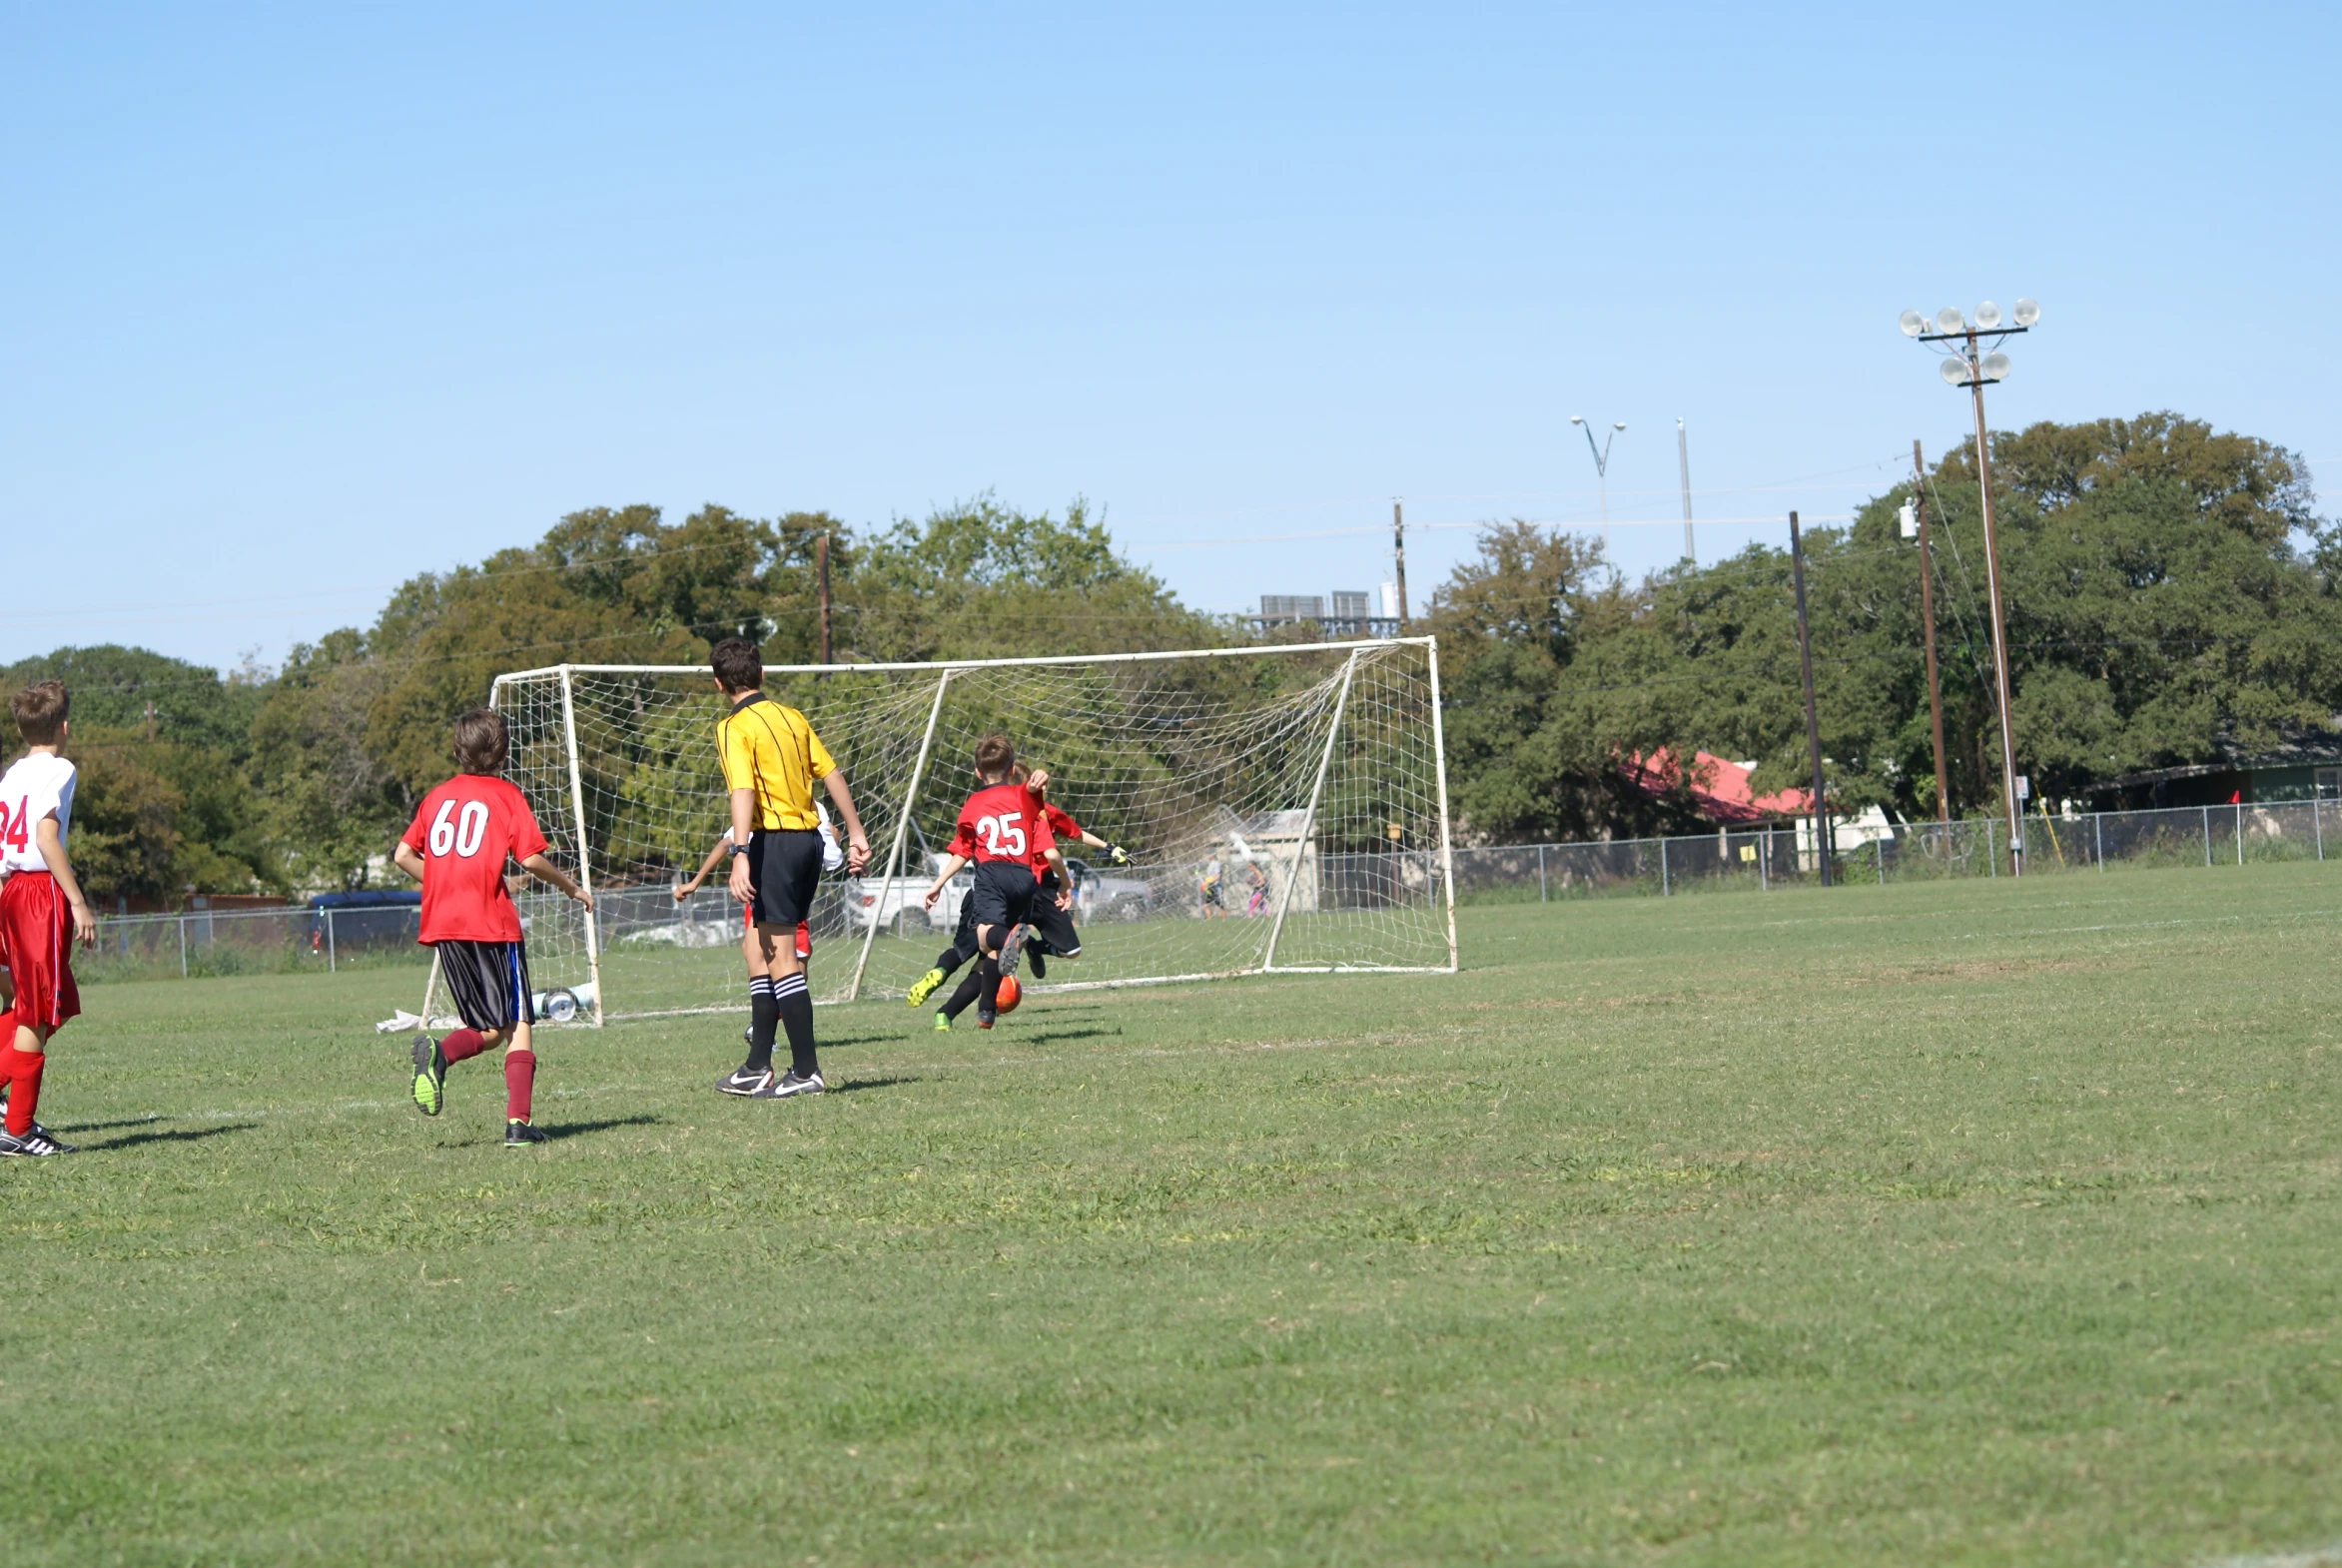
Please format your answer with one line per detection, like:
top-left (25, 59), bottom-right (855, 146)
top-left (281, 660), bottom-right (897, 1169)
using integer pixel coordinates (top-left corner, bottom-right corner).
top-left (846, 857), bottom-right (974, 939)
top-left (1063, 857), bottom-right (1153, 922)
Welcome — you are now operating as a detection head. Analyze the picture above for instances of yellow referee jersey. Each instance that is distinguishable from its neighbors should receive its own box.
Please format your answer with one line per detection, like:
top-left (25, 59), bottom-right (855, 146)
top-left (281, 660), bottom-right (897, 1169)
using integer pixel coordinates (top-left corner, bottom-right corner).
top-left (715, 694), bottom-right (839, 831)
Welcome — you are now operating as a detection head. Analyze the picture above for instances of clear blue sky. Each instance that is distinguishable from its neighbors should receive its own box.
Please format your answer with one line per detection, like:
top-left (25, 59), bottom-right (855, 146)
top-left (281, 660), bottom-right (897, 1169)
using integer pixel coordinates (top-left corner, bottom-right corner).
top-left (4, 2), bottom-right (2335, 672)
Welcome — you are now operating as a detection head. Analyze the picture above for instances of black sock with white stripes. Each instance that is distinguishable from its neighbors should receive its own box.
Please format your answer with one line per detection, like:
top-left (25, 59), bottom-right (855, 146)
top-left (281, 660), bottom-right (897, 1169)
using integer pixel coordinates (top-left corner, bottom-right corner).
top-left (745, 976), bottom-right (778, 1074)
top-left (774, 972), bottom-right (816, 1078)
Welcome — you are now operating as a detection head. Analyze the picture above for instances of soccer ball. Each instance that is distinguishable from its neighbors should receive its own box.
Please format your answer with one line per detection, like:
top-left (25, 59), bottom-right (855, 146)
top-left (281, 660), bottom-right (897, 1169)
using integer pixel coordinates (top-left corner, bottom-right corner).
top-left (994, 974), bottom-right (1022, 1015)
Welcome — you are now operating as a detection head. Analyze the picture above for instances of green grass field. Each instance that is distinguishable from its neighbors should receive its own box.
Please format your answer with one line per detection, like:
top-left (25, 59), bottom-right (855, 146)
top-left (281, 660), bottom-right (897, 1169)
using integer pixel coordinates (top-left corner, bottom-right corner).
top-left (6, 863), bottom-right (2340, 1565)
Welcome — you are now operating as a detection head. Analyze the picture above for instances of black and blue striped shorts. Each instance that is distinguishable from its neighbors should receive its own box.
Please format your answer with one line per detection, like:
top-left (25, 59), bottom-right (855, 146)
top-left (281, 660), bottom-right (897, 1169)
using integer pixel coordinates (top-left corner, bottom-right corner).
top-left (435, 939), bottom-right (535, 1032)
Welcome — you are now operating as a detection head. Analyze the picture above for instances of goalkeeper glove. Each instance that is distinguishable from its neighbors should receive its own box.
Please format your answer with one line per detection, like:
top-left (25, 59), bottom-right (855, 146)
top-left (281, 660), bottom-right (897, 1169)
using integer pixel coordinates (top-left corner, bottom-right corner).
top-left (1108, 843), bottom-right (1132, 866)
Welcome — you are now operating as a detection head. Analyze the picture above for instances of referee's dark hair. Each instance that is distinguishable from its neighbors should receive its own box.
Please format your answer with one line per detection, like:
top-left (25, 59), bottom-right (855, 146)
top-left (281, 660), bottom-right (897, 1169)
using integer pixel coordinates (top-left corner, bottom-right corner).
top-left (451, 709), bottom-right (509, 775)
top-left (711, 637), bottom-right (763, 694)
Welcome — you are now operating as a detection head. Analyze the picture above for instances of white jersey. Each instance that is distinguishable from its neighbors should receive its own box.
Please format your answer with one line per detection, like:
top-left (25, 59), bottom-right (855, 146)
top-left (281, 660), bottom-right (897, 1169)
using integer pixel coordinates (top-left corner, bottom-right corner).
top-left (0, 751), bottom-right (76, 876)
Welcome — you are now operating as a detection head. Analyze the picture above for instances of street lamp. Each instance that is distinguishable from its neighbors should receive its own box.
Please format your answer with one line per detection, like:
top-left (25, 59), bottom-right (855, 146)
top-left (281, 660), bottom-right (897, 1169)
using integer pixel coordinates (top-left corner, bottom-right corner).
top-left (1899, 297), bottom-right (2040, 875)
top-left (1569, 414), bottom-right (1627, 561)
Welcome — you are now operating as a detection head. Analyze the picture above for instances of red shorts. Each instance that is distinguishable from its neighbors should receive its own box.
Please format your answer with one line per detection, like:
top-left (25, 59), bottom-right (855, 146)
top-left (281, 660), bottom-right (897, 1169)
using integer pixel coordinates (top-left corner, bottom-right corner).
top-left (0, 872), bottom-right (80, 1031)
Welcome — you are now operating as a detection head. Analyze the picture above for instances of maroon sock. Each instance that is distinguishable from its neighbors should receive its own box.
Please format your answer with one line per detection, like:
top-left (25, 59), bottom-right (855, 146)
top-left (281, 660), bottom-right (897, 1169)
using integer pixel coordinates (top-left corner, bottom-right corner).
top-left (440, 1028), bottom-right (487, 1065)
top-left (503, 1051), bottom-right (535, 1122)
top-left (6, 1051), bottom-right (44, 1137)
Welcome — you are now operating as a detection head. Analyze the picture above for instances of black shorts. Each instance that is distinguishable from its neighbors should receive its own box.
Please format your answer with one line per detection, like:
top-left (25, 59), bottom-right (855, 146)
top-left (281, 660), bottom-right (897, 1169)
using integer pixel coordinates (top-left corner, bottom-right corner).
top-left (436, 939), bottom-right (534, 1032)
top-left (1029, 877), bottom-right (1081, 957)
top-left (746, 828), bottom-right (823, 928)
top-left (951, 891), bottom-right (978, 951)
top-left (967, 860), bottom-right (1037, 934)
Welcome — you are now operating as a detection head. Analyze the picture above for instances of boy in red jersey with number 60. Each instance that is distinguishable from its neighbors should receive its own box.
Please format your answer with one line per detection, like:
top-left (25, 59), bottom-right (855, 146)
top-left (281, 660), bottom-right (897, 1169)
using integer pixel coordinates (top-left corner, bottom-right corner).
top-left (394, 709), bottom-right (593, 1146)
top-left (921, 734), bottom-right (1071, 1029)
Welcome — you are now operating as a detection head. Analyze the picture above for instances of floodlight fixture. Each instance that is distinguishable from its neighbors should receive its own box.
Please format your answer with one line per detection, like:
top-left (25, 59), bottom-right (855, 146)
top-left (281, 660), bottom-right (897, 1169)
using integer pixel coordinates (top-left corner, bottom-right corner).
top-left (1940, 356), bottom-right (1970, 385)
top-left (2012, 297), bottom-right (2039, 327)
top-left (1980, 351), bottom-right (2011, 381)
top-left (1974, 300), bottom-right (2002, 330)
top-left (1936, 307), bottom-right (1965, 335)
top-left (1900, 310), bottom-right (1927, 337)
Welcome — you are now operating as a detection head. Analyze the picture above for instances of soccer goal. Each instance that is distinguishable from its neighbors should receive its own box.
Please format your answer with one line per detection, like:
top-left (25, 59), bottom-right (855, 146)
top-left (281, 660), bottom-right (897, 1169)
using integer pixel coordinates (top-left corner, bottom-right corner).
top-left (428, 638), bottom-right (1456, 1026)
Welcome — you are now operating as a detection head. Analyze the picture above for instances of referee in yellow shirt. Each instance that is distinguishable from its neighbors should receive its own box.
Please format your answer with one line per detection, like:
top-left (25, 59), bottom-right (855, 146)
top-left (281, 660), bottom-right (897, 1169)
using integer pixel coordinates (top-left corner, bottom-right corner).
top-left (709, 637), bottom-right (871, 1099)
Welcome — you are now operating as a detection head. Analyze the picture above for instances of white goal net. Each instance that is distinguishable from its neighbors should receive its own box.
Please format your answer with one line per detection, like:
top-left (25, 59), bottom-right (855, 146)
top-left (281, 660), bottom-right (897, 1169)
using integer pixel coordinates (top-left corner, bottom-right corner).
top-left (439, 638), bottom-right (1455, 1025)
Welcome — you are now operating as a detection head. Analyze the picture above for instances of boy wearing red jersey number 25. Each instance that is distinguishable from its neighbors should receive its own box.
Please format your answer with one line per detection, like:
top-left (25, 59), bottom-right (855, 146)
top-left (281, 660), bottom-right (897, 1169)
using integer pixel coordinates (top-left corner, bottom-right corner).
top-left (921, 734), bottom-right (1073, 1030)
top-left (0, 680), bottom-right (99, 1158)
top-left (395, 710), bottom-right (593, 1146)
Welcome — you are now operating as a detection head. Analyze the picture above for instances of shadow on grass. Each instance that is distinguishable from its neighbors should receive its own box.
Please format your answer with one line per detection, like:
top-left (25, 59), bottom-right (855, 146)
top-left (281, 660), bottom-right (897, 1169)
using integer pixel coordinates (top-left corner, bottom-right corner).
top-left (827, 1076), bottom-right (917, 1096)
top-left (87, 1123), bottom-right (259, 1152)
top-left (1016, 1027), bottom-right (1126, 1045)
top-left (53, 1115), bottom-right (179, 1134)
top-left (541, 1115), bottom-right (661, 1142)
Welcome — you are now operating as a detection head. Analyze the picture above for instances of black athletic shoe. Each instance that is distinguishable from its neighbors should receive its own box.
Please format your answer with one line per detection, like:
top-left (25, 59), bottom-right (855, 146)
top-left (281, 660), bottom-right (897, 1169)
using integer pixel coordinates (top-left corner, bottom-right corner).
top-left (751, 1070), bottom-right (825, 1099)
top-left (716, 1064), bottom-right (775, 1097)
top-left (505, 1119), bottom-right (548, 1147)
top-left (26, 1123), bottom-right (75, 1154)
top-left (977, 1009), bottom-right (996, 1030)
top-left (0, 1128), bottom-right (71, 1157)
top-left (411, 1036), bottom-right (447, 1117)
top-left (1027, 946), bottom-right (1047, 981)
top-left (997, 923), bottom-right (1032, 978)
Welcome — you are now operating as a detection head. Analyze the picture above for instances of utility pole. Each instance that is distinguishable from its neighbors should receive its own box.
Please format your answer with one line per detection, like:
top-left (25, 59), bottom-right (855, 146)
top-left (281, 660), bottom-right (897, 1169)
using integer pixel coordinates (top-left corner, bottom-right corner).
top-left (1789, 510), bottom-right (1832, 886)
top-left (1676, 417), bottom-right (1695, 564)
top-left (1914, 440), bottom-right (1951, 823)
top-left (1902, 298), bottom-right (2037, 874)
top-left (1965, 333), bottom-right (2023, 875)
top-left (815, 532), bottom-right (833, 667)
top-left (1392, 499), bottom-right (1409, 627)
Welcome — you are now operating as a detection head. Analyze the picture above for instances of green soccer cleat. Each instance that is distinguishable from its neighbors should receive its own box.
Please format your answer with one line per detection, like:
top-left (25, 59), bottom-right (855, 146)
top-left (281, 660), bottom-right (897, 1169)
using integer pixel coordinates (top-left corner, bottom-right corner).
top-left (906, 967), bottom-right (947, 1008)
top-left (932, 1011), bottom-right (952, 1032)
top-left (411, 1036), bottom-right (447, 1117)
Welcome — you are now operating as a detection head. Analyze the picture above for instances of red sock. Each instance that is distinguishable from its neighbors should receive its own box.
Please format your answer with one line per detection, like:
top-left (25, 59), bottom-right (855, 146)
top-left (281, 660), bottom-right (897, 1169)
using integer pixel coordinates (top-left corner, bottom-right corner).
top-left (6, 1051), bottom-right (44, 1137)
top-left (440, 1028), bottom-right (487, 1065)
top-left (504, 1050), bottom-right (535, 1122)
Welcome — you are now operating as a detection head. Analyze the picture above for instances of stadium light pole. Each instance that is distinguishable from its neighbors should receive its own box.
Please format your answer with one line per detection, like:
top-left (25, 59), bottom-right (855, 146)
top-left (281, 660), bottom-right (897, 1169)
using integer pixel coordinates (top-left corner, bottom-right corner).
top-left (1569, 414), bottom-right (1626, 564)
top-left (1900, 298), bottom-right (2038, 875)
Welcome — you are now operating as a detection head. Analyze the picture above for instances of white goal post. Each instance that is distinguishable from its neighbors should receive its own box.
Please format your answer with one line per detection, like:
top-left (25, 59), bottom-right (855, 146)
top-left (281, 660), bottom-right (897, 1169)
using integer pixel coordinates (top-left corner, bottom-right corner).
top-left (422, 637), bottom-right (1456, 1026)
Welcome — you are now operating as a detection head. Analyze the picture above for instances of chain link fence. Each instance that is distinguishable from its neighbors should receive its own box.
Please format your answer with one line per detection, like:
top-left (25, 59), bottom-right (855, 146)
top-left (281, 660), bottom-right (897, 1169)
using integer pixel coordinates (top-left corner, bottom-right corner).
top-left (70, 902), bottom-right (431, 985)
top-left (1451, 799), bottom-right (2342, 904)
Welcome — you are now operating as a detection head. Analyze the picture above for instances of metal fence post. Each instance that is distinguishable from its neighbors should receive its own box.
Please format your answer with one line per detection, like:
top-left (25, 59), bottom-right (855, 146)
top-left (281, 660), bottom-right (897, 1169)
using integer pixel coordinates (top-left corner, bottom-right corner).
top-left (2094, 812), bottom-right (2104, 872)
top-left (2202, 805), bottom-right (2212, 867)
top-left (2317, 795), bottom-right (2325, 862)
top-left (1660, 837), bottom-right (1670, 896)
top-left (1986, 818), bottom-right (1996, 877)
top-left (2236, 800), bottom-right (2245, 866)
top-left (1759, 830), bottom-right (1770, 892)
top-left (178, 914), bottom-right (188, 978)
top-left (327, 907), bottom-right (337, 973)
top-left (1877, 836), bottom-right (1887, 885)
top-left (1538, 843), bottom-right (1547, 903)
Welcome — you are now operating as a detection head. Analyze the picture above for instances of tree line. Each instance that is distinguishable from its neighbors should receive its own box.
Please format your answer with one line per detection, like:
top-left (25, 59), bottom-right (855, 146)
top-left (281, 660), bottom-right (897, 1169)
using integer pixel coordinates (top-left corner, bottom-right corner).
top-left (10, 412), bottom-right (2329, 905)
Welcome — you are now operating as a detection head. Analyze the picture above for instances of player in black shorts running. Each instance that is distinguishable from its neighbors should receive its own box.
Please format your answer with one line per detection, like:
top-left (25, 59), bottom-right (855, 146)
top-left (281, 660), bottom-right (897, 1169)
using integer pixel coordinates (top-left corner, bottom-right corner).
top-left (920, 734), bottom-right (1072, 1030)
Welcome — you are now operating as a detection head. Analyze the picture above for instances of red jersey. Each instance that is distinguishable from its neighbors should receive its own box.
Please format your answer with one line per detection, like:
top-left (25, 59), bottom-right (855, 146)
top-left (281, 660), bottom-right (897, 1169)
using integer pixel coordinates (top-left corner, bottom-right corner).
top-left (1035, 799), bottom-right (1083, 845)
top-left (400, 774), bottom-right (550, 944)
top-left (950, 782), bottom-right (1057, 871)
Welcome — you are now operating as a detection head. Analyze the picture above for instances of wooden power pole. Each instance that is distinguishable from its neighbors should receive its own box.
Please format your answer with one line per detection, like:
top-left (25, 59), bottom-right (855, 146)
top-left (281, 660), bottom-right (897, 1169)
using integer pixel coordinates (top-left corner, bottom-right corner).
top-left (1914, 440), bottom-right (1952, 823)
top-left (815, 532), bottom-right (832, 667)
top-left (1790, 510), bottom-right (1832, 886)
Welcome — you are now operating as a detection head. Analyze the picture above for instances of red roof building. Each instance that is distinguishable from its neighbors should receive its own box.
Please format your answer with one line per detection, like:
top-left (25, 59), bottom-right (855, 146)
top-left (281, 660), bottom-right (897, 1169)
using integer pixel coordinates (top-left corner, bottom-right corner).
top-left (1619, 750), bottom-right (1810, 825)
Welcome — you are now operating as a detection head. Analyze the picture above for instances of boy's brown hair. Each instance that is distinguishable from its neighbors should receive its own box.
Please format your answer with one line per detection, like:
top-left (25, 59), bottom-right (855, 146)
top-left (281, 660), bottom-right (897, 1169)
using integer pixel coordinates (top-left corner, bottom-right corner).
top-left (974, 733), bottom-right (1016, 781)
top-left (710, 637), bottom-right (763, 694)
top-left (11, 680), bottom-right (69, 746)
top-left (451, 709), bottom-right (509, 775)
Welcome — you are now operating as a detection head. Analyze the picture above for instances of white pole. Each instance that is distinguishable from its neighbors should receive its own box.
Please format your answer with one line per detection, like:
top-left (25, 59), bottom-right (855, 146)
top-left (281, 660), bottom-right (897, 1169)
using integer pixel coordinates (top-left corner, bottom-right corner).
top-left (418, 948), bottom-right (442, 1031)
top-left (1677, 416), bottom-right (1695, 563)
top-left (555, 666), bottom-right (605, 1026)
top-left (492, 634), bottom-right (1438, 683)
top-left (1426, 636), bottom-right (1460, 974)
top-left (326, 907), bottom-right (337, 973)
top-left (848, 668), bottom-right (954, 1002)
top-left (1264, 651), bottom-right (1360, 972)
